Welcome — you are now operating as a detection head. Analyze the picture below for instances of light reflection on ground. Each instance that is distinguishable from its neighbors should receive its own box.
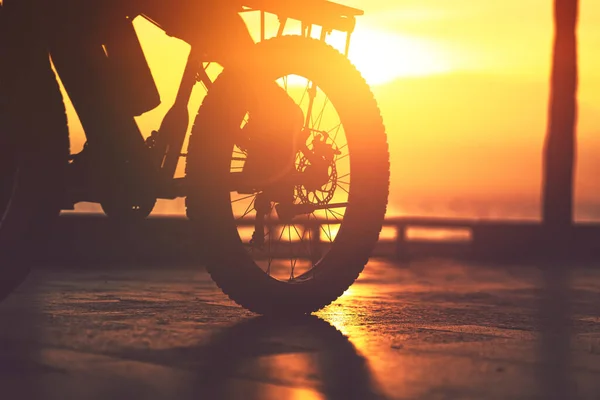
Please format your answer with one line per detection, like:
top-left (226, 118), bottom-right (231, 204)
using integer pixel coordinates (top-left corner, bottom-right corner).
top-left (0, 259), bottom-right (599, 399)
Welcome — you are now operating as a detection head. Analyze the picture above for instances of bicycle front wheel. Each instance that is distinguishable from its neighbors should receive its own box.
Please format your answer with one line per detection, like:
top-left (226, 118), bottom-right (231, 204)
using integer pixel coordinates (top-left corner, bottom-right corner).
top-left (186, 36), bottom-right (390, 315)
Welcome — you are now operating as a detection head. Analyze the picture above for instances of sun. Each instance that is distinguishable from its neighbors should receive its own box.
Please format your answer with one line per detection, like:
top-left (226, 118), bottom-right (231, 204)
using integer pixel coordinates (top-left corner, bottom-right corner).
top-left (331, 27), bottom-right (453, 85)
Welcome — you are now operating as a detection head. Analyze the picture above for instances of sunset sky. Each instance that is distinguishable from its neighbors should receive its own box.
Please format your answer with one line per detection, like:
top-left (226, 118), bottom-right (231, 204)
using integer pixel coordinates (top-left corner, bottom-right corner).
top-left (63, 1), bottom-right (600, 221)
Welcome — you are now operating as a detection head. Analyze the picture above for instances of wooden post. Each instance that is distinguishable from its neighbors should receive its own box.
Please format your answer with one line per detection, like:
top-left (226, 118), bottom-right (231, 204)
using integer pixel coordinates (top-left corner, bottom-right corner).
top-left (539, 5), bottom-right (577, 395)
top-left (542, 0), bottom-right (579, 232)
top-left (395, 224), bottom-right (407, 261)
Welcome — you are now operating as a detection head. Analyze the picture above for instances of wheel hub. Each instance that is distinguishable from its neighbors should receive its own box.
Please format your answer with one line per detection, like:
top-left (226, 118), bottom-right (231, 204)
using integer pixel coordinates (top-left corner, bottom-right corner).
top-left (296, 135), bottom-right (340, 206)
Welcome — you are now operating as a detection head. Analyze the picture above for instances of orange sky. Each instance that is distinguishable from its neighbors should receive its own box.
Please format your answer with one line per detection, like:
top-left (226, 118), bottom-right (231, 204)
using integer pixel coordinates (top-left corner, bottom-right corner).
top-left (62, 1), bottom-right (600, 220)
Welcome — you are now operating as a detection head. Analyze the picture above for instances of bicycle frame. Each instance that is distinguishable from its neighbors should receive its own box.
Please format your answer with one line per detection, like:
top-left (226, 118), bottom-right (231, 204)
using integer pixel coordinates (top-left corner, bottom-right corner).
top-left (144, 1), bottom-right (363, 200)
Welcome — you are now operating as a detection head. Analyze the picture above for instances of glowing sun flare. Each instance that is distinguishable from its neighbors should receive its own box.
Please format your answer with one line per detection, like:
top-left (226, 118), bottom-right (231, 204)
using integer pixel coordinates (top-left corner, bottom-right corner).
top-left (340, 29), bottom-right (452, 85)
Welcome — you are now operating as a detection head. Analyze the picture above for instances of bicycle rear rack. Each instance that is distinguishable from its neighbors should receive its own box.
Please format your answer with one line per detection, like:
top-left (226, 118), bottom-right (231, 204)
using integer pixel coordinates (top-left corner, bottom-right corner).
top-left (241, 0), bottom-right (363, 56)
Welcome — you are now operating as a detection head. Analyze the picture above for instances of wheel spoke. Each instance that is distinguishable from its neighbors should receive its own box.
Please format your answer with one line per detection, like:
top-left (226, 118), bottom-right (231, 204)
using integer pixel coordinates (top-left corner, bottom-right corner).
top-left (298, 79), bottom-right (311, 109)
top-left (314, 96), bottom-right (330, 131)
top-left (237, 196), bottom-right (256, 220)
top-left (336, 143), bottom-right (348, 153)
top-left (277, 224), bottom-right (287, 242)
top-left (325, 208), bottom-right (342, 223)
top-left (331, 123), bottom-right (343, 143)
top-left (327, 122), bottom-right (341, 135)
top-left (328, 208), bottom-right (345, 219)
top-left (292, 223), bottom-right (311, 260)
top-left (337, 183), bottom-right (350, 196)
top-left (324, 207), bottom-right (333, 243)
top-left (305, 82), bottom-right (317, 130)
top-left (231, 193), bottom-right (256, 204)
top-left (335, 153), bottom-right (349, 162)
top-left (320, 224), bottom-right (333, 242)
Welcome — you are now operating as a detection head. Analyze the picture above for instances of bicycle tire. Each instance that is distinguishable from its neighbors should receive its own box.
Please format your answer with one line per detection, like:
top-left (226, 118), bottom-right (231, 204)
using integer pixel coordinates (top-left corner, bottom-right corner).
top-left (185, 36), bottom-right (389, 315)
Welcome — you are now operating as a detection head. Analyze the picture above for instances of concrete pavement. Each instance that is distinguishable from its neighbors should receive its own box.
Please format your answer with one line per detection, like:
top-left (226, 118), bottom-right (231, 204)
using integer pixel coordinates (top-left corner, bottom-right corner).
top-left (0, 259), bottom-right (599, 399)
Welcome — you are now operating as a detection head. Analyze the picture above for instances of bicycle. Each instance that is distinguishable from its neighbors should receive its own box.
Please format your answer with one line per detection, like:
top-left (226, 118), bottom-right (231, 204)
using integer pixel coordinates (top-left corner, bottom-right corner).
top-left (0, 0), bottom-right (390, 315)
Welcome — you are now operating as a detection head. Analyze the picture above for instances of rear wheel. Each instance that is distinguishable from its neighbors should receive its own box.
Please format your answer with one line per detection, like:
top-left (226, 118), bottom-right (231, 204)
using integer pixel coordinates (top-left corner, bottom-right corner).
top-left (186, 36), bottom-right (389, 315)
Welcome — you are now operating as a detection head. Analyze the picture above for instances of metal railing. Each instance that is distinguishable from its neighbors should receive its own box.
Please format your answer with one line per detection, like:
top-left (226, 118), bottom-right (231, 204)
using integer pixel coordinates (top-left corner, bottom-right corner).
top-left (44, 213), bottom-right (600, 266)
